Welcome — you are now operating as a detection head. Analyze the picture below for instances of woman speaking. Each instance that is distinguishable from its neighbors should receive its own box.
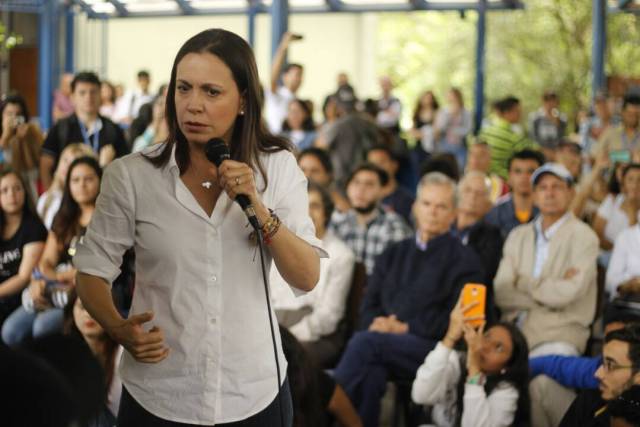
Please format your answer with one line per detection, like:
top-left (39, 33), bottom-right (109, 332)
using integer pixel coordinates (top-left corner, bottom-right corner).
top-left (74, 29), bottom-right (323, 426)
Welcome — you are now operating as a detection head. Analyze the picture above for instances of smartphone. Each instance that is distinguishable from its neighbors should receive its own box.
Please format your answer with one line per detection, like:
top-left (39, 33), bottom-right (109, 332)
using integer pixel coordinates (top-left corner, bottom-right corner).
top-left (609, 150), bottom-right (631, 164)
top-left (461, 283), bottom-right (486, 327)
top-left (13, 116), bottom-right (25, 127)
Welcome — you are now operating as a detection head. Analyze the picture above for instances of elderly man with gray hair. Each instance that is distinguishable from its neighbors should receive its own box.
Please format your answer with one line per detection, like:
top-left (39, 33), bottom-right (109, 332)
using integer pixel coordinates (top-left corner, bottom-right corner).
top-left (452, 171), bottom-right (504, 320)
top-left (334, 172), bottom-right (485, 427)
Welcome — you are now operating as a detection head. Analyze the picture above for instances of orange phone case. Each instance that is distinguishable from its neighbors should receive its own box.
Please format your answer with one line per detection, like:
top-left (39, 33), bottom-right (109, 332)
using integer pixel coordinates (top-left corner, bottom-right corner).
top-left (461, 283), bottom-right (486, 327)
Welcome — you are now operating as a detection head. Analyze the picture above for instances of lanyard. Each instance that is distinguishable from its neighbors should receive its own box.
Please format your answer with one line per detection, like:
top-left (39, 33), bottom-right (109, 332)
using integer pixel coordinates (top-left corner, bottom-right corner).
top-left (78, 120), bottom-right (100, 153)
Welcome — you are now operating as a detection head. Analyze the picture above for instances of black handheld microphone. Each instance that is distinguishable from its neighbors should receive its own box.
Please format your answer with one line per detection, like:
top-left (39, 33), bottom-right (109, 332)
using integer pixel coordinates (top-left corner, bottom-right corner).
top-left (204, 138), bottom-right (261, 230)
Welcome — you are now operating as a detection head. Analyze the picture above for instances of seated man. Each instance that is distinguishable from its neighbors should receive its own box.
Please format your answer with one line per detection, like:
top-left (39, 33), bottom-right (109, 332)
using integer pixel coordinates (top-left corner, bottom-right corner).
top-left (270, 183), bottom-right (356, 367)
top-left (329, 163), bottom-right (411, 275)
top-left (559, 323), bottom-right (640, 426)
top-left (333, 172), bottom-right (484, 427)
top-left (485, 149), bottom-right (545, 239)
top-left (495, 163), bottom-right (598, 357)
top-left (528, 303), bottom-right (640, 427)
top-left (453, 171), bottom-right (503, 320)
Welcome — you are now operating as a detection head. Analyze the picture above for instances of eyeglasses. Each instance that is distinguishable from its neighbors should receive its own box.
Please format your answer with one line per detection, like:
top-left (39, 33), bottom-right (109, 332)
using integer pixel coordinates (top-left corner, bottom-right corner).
top-left (602, 359), bottom-right (635, 372)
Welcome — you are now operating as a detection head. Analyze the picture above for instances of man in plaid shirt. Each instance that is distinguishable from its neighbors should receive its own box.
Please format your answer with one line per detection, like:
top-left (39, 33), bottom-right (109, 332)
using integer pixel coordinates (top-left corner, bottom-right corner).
top-left (329, 163), bottom-right (411, 275)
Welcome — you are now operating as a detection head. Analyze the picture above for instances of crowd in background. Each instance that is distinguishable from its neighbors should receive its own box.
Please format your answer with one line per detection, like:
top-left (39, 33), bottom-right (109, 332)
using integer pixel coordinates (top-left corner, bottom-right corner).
top-left (1, 29), bottom-right (640, 427)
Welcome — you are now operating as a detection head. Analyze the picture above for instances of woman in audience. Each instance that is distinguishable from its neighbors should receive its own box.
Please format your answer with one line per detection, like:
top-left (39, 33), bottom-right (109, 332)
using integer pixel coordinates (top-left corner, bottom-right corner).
top-left (411, 90), bottom-right (440, 155)
top-left (571, 152), bottom-right (611, 224)
top-left (297, 147), bottom-right (350, 212)
top-left (412, 297), bottom-right (530, 427)
top-left (2, 156), bottom-right (101, 346)
top-left (0, 170), bottom-right (47, 324)
top-left (280, 326), bottom-right (362, 427)
top-left (0, 94), bottom-right (43, 201)
top-left (606, 213), bottom-right (640, 300)
top-left (37, 143), bottom-right (96, 230)
top-left (132, 94), bottom-right (168, 152)
top-left (64, 290), bottom-right (122, 426)
top-left (271, 182), bottom-right (355, 367)
top-left (593, 163), bottom-right (640, 266)
top-left (99, 81), bottom-right (118, 120)
top-left (434, 87), bottom-right (472, 170)
top-left (281, 98), bottom-right (317, 151)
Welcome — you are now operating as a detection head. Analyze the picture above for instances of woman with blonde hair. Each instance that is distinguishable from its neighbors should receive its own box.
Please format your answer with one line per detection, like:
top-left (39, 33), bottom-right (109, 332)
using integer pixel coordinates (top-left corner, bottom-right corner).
top-left (36, 143), bottom-right (95, 229)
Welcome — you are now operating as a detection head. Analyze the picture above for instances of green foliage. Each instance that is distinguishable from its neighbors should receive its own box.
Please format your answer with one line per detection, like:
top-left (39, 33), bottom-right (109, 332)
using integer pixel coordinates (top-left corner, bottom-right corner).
top-left (377, 1), bottom-right (640, 131)
top-left (0, 22), bottom-right (23, 55)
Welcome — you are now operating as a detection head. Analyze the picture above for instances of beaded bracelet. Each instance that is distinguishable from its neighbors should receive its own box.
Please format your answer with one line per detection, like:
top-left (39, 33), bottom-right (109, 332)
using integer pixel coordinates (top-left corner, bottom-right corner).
top-left (466, 373), bottom-right (484, 385)
top-left (260, 209), bottom-right (282, 245)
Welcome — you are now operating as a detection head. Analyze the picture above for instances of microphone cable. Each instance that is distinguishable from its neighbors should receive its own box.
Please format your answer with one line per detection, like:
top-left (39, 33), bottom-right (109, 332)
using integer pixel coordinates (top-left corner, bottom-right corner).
top-left (255, 226), bottom-right (286, 427)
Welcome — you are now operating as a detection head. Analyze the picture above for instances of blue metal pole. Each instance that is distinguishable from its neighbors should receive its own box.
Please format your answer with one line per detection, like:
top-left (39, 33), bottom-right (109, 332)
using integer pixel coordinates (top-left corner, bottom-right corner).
top-left (271, 0), bottom-right (289, 60)
top-left (38, 0), bottom-right (56, 131)
top-left (64, 7), bottom-right (74, 73)
top-left (473, 0), bottom-right (487, 134)
top-left (248, 2), bottom-right (257, 48)
top-left (592, 0), bottom-right (606, 98)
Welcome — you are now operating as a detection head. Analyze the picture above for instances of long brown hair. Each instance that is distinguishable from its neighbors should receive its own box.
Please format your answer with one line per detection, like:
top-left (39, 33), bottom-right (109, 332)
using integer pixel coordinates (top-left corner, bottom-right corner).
top-left (51, 156), bottom-right (102, 246)
top-left (147, 28), bottom-right (291, 189)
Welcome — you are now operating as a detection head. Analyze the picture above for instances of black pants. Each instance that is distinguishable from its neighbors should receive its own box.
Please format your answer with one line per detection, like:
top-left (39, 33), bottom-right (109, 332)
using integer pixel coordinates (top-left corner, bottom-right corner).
top-left (117, 378), bottom-right (292, 427)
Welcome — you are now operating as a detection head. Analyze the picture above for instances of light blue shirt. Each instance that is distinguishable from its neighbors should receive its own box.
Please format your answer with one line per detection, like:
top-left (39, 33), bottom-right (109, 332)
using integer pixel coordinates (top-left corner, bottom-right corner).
top-left (533, 212), bottom-right (571, 278)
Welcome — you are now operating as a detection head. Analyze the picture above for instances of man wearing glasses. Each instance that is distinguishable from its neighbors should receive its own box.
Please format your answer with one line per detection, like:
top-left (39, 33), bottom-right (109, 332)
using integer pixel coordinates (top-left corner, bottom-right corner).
top-left (559, 323), bottom-right (640, 426)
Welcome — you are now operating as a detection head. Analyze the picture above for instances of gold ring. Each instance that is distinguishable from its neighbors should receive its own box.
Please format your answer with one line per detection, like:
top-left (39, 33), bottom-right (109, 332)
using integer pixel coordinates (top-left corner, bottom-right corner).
top-left (235, 177), bottom-right (240, 186)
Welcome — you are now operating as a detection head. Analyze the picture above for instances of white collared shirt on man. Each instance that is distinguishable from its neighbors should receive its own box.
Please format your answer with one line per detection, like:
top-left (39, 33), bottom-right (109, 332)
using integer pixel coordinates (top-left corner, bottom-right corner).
top-left (74, 144), bottom-right (325, 424)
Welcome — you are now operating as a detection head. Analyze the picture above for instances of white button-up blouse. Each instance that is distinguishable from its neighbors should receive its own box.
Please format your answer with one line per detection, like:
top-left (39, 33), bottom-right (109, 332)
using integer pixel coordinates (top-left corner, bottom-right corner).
top-left (74, 143), bottom-right (325, 424)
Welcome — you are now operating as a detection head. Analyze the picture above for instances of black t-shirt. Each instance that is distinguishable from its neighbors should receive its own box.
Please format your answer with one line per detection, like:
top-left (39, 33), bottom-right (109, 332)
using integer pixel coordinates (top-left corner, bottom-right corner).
top-left (0, 214), bottom-right (48, 317)
top-left (41, 113), bottom-right (129, 162)
top-left (0, 214), bottom-right (47, 282)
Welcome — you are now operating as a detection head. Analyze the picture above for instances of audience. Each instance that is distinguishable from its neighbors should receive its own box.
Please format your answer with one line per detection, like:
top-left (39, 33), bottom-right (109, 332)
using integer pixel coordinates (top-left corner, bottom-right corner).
top-left (99, 80), bottom-right (117, 120)
top-left (593, 163), bottom-right (640, 266)
top-left (592, 95), bottom-right (640, 161)
top-left (52, 73), bottom-right (75, 123)
top-left (366, 144), bottom-right (415, 225)
top-left (480, 95), bottom-right (537, 179)
top-left (453, 171), bottom-right (503, 314)
top-left (132, 92), bottom-right (168, 153)
top-left (36, 143), bottom-right (96, 230)
top-left (334, 172), bottom-right (484, 427)
top-left (466, 140), bottom-right (509, 203)
top-left (266, 32), bottom-right (304, 134)
top-left (580, 94), bottom-right (612, 156)
top-left (606, 214), bottom-right (640, 300)
top-left (559, 323), bottom-right (640, 426)
top-left (528, 90), bottom-right (568, 159)
top-left (329, 163), bottom-right (411, 275)
top-left (411, 298), bottom-right (530, 427)
top-left (0, 94), bottom-right (43, 201)
top-left (410, 90), bottom-right (439, 155)
top-left (2, 156), bottom-right (101, 346)
top-left (485, 149), bottom-right (544, 239)
top-left (112, 69), bottom-right (154, 125)
top-left (39, 71), bottom-right (128, 190)
top-left (0, 170), bottom-right (47, 324)
top-left (271, 182), bottom-right (355, 367)
top-left (281, 98), bottom-right (317, 151)
top-left (376, 76), bottom-right (402, 136)
top-left (495, 162), bottom-right (598, 357)
top-left (434, 87), bottom-right (472, 170)
top-left (297, 147), bottom-right (350, 212)
top-left (64, 290), bottom-right (122, 425)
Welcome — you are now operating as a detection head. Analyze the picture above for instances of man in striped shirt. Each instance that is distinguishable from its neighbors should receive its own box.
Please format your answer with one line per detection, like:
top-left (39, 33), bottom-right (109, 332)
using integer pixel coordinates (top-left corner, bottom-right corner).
top-left (480, 96), bottom-right (538, 179)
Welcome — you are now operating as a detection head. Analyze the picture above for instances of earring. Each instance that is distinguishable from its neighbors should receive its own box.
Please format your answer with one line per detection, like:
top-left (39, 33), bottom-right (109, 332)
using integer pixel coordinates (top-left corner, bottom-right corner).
top-left (500, 368), bottom-right (506, 374)
top-left (239, 110), bottom-right (245, 115)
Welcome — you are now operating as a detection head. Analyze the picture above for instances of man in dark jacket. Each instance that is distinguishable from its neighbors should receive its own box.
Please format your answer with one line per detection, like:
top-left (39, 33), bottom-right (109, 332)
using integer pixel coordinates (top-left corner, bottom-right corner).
top-left (560, 323), bottom-right (640, 427)
top-left (333, 172), bottom-right (484, 427)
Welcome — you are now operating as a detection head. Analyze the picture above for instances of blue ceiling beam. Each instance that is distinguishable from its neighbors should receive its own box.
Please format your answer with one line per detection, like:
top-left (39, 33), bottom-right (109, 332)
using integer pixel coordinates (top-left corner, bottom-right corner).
top-left (107, 0), bottom-right (129, 16)
top-left (174, 0), bottom-right (195, 15)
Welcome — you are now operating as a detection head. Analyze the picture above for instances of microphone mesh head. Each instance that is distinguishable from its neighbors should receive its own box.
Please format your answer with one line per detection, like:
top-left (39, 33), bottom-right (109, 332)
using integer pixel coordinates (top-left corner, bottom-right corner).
top-left (204, 138), bottom-right (230, 167)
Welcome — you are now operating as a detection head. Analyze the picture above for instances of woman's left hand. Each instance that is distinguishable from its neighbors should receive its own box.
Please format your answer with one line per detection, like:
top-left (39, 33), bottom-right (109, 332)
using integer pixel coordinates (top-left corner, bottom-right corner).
top-left (218, 160), bottom-right (260, 206)
top-left (463, 321), bottom-right (485, 377)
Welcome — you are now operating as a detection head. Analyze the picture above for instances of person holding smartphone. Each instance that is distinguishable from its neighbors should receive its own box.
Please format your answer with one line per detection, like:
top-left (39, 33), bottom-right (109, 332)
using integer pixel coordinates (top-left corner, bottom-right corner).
top-left (0, 94), bottom-right (43, 203)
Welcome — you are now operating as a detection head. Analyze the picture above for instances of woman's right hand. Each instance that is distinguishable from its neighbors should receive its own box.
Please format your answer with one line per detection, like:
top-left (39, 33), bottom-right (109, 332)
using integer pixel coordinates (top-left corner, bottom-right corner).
top-left (443, 297), bottom-right (482, 348)
top-left (108, 311), bottom-right (170, 363)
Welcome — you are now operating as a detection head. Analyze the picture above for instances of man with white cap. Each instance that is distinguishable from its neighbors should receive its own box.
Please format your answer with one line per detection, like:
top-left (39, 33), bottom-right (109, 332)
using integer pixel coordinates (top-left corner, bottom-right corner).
top-left (494, 162), bottom-right (599, 357)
